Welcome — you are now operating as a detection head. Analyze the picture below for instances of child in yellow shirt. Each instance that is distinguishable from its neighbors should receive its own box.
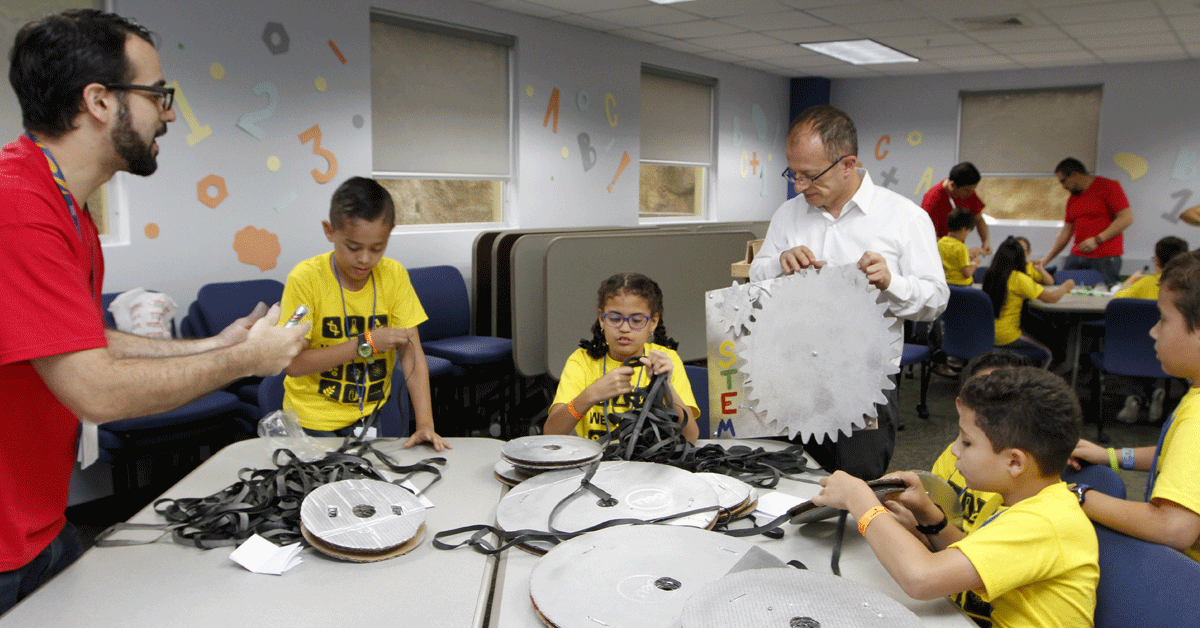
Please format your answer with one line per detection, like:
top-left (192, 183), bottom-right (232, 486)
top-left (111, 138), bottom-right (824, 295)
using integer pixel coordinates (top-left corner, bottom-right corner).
top-left (938, 208), bottom-right (981, 286)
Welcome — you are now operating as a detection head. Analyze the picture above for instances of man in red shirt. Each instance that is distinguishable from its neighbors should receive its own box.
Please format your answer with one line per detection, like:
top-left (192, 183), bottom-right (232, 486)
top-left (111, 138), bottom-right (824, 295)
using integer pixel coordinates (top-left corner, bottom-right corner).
top-left (1040, 158), bottom-right (1134, 286)
top-left (921, 162), bottom-right (992, 255)
top-left (0, 10), bottom-right (309, 613)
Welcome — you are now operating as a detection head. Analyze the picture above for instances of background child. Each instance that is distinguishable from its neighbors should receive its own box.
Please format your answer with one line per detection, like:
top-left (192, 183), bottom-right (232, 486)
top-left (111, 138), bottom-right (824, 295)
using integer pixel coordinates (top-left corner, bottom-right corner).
top-left (1070, 250), bottom-right (1200, 561)
top-left (1112, 235), bottom-right (1189, 422)
top-left (279, 177), bottom-right (448, 450)
top-left (982, 238), bottom-right (1074, 367)
top-left (939, 207), bottom-right (981, 286)
top-left (1014, 236), bottom-right (1054, 285)
top-left (814, 367), bottom-right (1097, 628)
top-left (545, 272), bottom-right (699, 443)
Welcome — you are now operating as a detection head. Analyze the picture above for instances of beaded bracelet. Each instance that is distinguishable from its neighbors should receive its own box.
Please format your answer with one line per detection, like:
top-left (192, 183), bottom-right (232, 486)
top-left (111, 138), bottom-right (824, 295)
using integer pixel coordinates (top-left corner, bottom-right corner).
top-left (858, 505), bottom-right (889, 536)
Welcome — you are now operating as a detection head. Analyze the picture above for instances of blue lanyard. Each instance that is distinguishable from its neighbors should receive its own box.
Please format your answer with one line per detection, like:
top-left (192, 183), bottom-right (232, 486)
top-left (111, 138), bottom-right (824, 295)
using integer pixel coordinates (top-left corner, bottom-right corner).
top-left (26, 132), bottom-right (96, 300)
top-left (1145, 410), bottom-right (1177, 502)
top-left (332, 255), bottom-right (376, 415)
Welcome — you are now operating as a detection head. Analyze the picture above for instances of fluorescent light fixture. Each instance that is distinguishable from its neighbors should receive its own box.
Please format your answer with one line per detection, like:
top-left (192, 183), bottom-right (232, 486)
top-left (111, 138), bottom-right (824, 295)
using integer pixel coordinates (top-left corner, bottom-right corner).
top-left (647, 0), bottom-right (696, 4)
top-left (801, 39), bottom-right (918, 65)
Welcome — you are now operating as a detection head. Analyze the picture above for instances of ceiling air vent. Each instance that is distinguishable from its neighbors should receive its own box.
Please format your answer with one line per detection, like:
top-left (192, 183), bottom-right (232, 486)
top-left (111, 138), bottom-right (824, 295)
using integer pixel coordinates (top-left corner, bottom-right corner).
top-left (954, 14), bottom-right (1027, 30)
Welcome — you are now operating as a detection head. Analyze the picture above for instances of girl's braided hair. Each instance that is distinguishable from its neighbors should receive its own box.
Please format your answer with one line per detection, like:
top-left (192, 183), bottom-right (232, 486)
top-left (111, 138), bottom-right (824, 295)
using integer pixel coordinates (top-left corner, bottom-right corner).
top-left (579, 272), bottom-right (678, 359)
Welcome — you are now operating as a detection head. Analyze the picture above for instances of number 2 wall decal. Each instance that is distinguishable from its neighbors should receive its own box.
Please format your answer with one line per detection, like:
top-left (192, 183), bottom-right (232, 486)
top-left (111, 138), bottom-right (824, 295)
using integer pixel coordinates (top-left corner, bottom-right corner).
top-left (237, 81), bottom-right (280, 141)
top-left (299, 124), bottom-right (338, 184)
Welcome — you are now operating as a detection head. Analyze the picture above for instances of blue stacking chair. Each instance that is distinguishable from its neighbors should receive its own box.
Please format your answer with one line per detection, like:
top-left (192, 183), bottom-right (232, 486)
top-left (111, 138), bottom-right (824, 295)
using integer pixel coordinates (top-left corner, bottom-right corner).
top-left (972, 265), bottom-right (988, 285)
top-left (899, 342), bottom-right (933, 420)
top-left (408, 265), bottom-right (513, 435)
top-left (1092, 524), bottom-right (1200, 628)
top-left (1053, 269), bottom-right (1106, 287)
top-left (1061, 463), bottom-right (1126, 500)
top-left (180, 279), bottom-right (285, 409)
top-left (684, 365), bottom-right (710, 439)
top-left (97, 291), bottom-right (253, 494)
top-left (936, 286), bottom-right (995, 366)
top-left (1089, 298), bottom-right (1177, 442)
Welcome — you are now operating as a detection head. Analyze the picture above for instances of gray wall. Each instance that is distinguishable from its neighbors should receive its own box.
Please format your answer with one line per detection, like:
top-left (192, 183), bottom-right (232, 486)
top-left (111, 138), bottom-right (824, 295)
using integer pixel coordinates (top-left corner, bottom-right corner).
top-left (831, 59), bottom-right (1200, 273)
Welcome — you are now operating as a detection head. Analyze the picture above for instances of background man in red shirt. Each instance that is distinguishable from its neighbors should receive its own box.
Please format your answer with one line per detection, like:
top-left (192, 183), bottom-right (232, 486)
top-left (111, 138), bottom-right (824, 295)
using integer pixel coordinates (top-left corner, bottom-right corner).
top-left (1040, 157), bottom-right (1134, 286)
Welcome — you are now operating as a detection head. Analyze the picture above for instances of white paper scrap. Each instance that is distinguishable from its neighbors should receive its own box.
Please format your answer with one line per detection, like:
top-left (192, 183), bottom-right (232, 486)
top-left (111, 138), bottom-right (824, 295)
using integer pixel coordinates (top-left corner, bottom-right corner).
top-left (399, 479), bottom-right (435, 509)
top-left (751, 490), bottom-right (806, 519)
top-left (230, 534), bottom-right (303, 575)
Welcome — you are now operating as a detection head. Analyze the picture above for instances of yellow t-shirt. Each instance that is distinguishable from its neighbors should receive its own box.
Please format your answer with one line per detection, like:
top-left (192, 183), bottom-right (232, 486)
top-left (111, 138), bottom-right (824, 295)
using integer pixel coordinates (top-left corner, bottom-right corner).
top-left (950, 482), bottom-right (1099, 628)
top-left (931, 443), bottom-right (1006, 534)
top-left (995, 271), bottom-right (1043, 346)
top-left (1148, 386), bottom-right (1200, 562)
top-left (279, 252), bottom-right (428, 431)
top-left (1114, 273), bottom-right (1159, 300)
top-left (1024, 263), bottom-right (1049, 285)
top-left (939, 236), bottom-right (973, 286)
top-left (552, 344), bottom-right (699, 440)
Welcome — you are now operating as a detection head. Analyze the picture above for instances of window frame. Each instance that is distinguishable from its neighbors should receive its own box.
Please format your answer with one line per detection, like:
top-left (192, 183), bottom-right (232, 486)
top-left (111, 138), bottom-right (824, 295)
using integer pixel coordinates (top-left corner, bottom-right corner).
top-left (638, 64), bottom-right (717, 223)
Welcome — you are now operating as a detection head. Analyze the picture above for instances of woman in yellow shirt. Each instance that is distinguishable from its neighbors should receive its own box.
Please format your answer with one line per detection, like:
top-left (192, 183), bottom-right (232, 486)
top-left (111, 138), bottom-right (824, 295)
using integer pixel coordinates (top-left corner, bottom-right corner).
top-left (981, 238), bottom-right (1074, 368)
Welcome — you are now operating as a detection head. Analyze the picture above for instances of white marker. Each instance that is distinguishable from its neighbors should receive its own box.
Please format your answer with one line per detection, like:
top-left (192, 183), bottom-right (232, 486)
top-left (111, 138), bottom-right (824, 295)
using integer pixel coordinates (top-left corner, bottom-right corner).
top-left (284, 304), bottom-right (308, 327)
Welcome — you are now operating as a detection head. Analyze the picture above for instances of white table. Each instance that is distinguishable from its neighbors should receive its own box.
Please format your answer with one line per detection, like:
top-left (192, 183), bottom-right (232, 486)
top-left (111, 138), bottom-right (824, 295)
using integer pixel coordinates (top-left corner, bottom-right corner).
top-left (1028, 290), bottom-right (1112, 387)
top-left (487, 439), bottom-right (975, 627)
top-left (1, 437), bottom-right (505, 628)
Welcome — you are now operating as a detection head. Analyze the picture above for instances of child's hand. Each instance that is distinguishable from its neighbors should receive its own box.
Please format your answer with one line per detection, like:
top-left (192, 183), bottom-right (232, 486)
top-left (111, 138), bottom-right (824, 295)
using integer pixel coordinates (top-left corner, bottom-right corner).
top-left (405, 425), bottom-right (451, 451)
top-left (880, 471), bottom-right (940, 525)
top-left (812, 470), bottom-right (874, 512)
top-left (1062, 278), bottom-right (1076, 290)
top-left (640, 350), bottom-right (674, 376)
top-left (1031, 259), bottom-right (1045, 270)
top-left (587, 366), bottom-right (637, 403)
top-left (1068, 438), bottom-right (1107, 470)
top-left (371, 326), bottom-right (415, 353)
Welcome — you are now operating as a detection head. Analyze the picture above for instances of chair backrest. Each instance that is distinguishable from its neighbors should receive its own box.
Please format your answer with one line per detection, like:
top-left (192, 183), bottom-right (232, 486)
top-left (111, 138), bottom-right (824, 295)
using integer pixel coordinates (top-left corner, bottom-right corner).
top-left (1093, 524), bottom-right (1200, 628)
top-left (1054, 269), bottom-right (1106, 287)
top-left (940, 286), bottom-right (996, 361)
top-left (683, 365), bottom-right (710, 439)
top-left (185, 279), bottom-right (285, 338)
top-left (1103, 298), bottom-right (1168, 378)
top-left (257, 372), bottom-right (286, 414)
top-left (972, 265), bottom-right (988, 285)
top-left (408, 265), bottom-right (471, 341)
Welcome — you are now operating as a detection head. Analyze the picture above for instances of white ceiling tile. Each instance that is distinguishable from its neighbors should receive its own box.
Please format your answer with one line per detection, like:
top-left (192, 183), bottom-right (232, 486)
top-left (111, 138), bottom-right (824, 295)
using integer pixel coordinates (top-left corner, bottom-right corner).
top-left (1169, 14), bottom-right (1200, 30)
top-left (587, 5), bottom-right (699, 28)
top-left (878, 32), bottom-right (977, 50)
top-left (910, 44), bottom-right (1000, 59)
top-left (1036, 1), bottom-right (1160, 24)
top-left (655, 39), bottom-right (715, 53)
top-left (967, 25), bottom-right (1070, 42)
top-left (813, 65), bottom-right (887, 78)
top-left (697, 49), bottom-right (755, 62)
top-left (849, 19), bottom-right (957, 38)
top-left (687, 31), bottom-right (789, 49)
top-left (552, 14), bottom-right (624, 31)
top-left (1092, 44), bottom-right (1189, 60)
top-left (763, 25), bottom-right (862, 42)
top-left (776, 0), bottom-right (878, 9)
top-left (675, 0), bottom-right (796, 19)
top-left (987, 38), bottom-right (1085, 53)
top-left (1186, 42), bottom-right (1200, 55)
top-left (640, 19), bottom-right (745, 38)
top-left (611, 28), bottom-right (674, 43)
top-left (519, 0), bottom-right (643, 12)
top-left (1159, 0), bottom-right (1200, 16)
top-left (735, 43), bottom-right (811, 59)
top-left (1058, 16), bottom-right (1169, 37)
top-left (484, 0), bottom-right (569, 18)
top-left (872, 60), bottom-right (951, 74)
top-left (933, 55), bottom-right (1023, 69)
top-left (719, 10), bottom-right (828, 31)
top-left (1078, 31), bottom-right (1181, 49)
top-left (1008, 50), bottom-right (1101, 65)
top-left (804, 0), bottom-right (919, 26)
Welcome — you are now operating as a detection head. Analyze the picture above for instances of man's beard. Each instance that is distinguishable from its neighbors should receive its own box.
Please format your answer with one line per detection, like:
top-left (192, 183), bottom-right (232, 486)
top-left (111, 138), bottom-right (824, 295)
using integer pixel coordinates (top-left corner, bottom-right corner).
top-left (112, 98), bottom-right (160, 176)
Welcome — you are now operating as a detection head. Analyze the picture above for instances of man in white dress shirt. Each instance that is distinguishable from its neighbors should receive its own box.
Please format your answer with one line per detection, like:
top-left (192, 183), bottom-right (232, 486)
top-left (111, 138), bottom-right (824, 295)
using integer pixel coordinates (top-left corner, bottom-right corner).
top-left (750, 105), bottom-right (947, 479)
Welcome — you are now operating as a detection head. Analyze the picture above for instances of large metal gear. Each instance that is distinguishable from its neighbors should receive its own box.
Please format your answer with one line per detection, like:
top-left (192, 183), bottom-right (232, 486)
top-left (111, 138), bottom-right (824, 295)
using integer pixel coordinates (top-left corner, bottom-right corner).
top-left (739, 264), bottom-right (898, 442)
top-left (705, 281), bottom-right (769, 338)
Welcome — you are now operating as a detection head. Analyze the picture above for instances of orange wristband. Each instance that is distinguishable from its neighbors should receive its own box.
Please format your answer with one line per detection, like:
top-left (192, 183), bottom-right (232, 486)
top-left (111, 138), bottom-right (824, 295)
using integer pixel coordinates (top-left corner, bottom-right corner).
top-left (857, 505), bottom-right (888, 536)
top-left (566, 399), bottom-right (584, 420)
top-left (364, 329), bottom-right (378, 354)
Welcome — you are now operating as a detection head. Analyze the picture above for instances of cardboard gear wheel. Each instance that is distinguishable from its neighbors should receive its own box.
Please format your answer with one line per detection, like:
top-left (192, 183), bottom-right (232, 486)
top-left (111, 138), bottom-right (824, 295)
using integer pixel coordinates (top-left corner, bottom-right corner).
top-left (741, 264), bottom-right (898, 443)
top-left (706, 281), bottom-right (767, 337)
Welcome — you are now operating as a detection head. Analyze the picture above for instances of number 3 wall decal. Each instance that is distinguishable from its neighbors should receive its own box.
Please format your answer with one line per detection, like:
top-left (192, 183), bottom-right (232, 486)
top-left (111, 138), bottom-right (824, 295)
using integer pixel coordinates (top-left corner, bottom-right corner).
top-left (299, 124), bottom-right (338, 184)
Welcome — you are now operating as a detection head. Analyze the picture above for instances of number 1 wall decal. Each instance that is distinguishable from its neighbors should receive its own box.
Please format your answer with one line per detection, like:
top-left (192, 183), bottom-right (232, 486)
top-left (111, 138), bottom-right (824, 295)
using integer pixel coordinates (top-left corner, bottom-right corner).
top-left (237, 81), bottom-right (280, 141)
top-left (166, 81), bottom-right (211, 146)
top-left (299, 124), bottom-right (338, 184)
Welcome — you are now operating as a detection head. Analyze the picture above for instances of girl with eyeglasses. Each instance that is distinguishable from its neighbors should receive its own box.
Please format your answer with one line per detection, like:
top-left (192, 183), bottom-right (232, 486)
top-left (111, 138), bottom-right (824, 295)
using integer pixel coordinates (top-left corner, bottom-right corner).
top-left (544, 272), bottom-right (699, 443)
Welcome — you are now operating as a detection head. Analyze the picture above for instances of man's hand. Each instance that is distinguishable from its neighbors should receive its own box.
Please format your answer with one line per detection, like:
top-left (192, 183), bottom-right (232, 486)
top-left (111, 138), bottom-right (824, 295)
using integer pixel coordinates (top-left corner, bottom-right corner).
top-left (780, 245), bottom-right (826, 274)
top-left (1078, 236), bottom-right (1101, 254)
top-left (857, 251), bottom-right (892, 291)
top-left (245, 304), bottom-right (310, 377)
top-left (212, 302), bottom-right (268, 348)
top-left (978, 241), bottom-right (992, 256)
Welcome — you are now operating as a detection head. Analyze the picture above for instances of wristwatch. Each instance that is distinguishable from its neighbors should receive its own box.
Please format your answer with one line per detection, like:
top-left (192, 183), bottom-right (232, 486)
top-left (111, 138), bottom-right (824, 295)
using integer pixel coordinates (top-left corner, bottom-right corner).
top-left (1068, 483), bottom-right (1092, 505)
top-left (915, 505), bottom-right (949, 535)
top-left (356, 333), bottom-right (372, 359)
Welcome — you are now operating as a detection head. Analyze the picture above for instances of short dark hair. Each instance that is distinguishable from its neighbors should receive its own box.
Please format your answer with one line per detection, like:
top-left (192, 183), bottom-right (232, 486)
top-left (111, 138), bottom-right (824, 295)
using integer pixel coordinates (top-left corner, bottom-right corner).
top-left (9, 9), bottom-right (156, 138)
top-left (1156, 236), bottom-right (1189, 268)
top-left (960, 350), bottom-right (1034, 388)
top-left (948, 162), bottom-right (981, 187)
top-left (329, 177), bottom-right (395, 230)
top-left (947, 207), bottom-right (976, 233)
top-left (1054, 158), bottom-right (1088, 177)
top-left (959, 367), bottom-right (1081, 477)
top-left (1161, 250), bottom-right (1200, 333)
top-left (787, 105), bottom-right (857, 162)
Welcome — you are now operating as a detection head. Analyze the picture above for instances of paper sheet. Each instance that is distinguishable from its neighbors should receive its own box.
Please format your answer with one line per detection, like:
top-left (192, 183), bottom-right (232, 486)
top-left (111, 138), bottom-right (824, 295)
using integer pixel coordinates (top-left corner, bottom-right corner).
top-left (230, 534), bottom-right (303, 575)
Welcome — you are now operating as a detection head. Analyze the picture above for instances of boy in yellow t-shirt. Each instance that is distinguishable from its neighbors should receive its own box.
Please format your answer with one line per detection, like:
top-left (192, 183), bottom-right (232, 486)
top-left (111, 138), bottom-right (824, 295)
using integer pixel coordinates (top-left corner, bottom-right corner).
top-left (279, 177), bottom-right (448, 450)
top-left (815, 367), bottom-right (1098, 628)
top-left (938, 207), bottom-right (981, 286)
top-left (1071, 250), bottom-right (1200, 562)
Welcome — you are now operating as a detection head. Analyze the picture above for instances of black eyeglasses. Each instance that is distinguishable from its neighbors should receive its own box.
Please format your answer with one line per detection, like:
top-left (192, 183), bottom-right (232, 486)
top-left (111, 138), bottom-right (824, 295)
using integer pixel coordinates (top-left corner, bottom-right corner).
top-left (105, 83), bottom-right (175, 111)
top-left (601, 312), bottom-right (652, 330)
top-left (782, 155), bottom-right (851, 188)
